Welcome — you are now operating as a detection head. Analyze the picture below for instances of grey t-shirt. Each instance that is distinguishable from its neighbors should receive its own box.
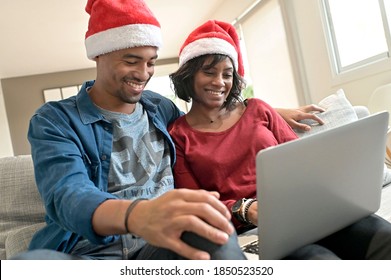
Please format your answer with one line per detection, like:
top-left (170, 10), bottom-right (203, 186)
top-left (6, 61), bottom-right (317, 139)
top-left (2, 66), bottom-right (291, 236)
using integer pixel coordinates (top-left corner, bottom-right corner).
top-left (98, 103), bottom-right (174, 200)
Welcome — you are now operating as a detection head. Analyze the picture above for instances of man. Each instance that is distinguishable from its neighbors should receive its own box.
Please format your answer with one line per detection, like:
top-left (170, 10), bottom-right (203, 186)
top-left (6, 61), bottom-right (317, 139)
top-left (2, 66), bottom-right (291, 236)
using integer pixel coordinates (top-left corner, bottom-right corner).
top-left (14, 0), bottom-right (245, 260)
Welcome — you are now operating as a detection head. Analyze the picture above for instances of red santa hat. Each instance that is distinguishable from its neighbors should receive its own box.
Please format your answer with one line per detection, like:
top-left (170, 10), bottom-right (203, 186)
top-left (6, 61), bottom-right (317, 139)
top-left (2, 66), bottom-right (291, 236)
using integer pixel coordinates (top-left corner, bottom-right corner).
top-left (85, 0), bottom-right (163, 60)
top-left (179, 20), bottom-right (244, 77)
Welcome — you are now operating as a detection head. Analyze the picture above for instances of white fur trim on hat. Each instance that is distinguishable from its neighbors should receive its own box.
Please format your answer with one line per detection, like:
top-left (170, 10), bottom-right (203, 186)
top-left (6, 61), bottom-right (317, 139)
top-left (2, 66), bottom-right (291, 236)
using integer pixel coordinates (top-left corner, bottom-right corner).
top-left (85, 24), bottom-right (162, 60)
top-left (179, 37), bottom-right (238, 70)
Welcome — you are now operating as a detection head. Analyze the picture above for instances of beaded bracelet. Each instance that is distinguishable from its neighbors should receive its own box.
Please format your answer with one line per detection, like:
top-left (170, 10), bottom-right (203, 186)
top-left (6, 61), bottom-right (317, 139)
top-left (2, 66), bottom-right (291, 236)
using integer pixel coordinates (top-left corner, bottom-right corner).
top-left (243, 198), bottom-right (257, 224)
top-left (124, 198), bottom-right (147, 233)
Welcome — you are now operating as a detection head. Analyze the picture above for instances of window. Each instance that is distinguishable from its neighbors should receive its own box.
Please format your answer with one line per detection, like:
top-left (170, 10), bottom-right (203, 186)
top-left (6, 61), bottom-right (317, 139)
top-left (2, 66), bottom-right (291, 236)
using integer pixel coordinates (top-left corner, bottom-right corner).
top-left (323, 0), bottom-right (391, 73)
top-left (145, 63), bottom-right (190, 112)
top-left (43, 85), bottom-right (81, 102)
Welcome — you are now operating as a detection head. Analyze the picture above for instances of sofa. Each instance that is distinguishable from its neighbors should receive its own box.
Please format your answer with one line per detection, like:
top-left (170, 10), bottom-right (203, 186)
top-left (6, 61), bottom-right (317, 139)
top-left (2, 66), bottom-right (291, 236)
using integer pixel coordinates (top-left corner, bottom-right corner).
top-left (0, 155), bottom-right (46, 260)
top-left (1, 92), bottom-right (391, 259)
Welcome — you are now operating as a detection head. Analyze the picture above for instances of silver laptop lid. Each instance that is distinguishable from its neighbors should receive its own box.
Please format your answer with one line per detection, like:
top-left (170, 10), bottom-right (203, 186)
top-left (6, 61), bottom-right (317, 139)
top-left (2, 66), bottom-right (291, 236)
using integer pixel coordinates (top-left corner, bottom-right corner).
top-left (256, 112), bottom-right (389, 260)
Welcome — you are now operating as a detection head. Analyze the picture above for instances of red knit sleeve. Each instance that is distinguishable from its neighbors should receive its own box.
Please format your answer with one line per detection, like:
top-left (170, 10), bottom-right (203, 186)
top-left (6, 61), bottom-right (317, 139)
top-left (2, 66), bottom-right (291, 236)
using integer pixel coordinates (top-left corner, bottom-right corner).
top-left (251, 98), bottom-right (298, 143)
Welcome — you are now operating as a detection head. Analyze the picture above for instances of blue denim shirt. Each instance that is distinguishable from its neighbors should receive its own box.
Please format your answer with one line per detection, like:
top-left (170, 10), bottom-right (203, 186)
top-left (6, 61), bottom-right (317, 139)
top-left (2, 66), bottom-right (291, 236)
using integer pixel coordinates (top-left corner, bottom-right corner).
top-left (27, 80), bottom-right (182, 252)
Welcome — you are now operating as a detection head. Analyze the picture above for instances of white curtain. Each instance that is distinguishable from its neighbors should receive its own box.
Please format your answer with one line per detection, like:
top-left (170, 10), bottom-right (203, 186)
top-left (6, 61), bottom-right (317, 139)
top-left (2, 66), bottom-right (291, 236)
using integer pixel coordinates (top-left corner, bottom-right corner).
top-left (239, 0), bottom-right (299, 108)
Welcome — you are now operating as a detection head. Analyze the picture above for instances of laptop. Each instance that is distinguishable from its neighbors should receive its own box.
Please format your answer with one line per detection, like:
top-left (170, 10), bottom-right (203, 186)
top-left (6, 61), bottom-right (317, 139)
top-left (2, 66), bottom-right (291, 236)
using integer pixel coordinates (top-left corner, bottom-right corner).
top-left (239, 111), bottom-right (389, 260)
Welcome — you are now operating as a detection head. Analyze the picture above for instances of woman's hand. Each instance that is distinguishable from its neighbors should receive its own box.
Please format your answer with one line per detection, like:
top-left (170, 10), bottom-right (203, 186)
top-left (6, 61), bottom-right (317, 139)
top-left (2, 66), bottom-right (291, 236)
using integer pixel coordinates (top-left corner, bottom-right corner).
top-left (275, 104), bottom-right (325, 132)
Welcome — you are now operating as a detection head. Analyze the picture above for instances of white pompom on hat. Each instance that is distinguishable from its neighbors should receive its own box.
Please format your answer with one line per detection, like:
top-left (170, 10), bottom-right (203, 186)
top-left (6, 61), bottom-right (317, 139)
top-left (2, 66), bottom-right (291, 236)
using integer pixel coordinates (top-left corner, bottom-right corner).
top-left (179, 20), bottom-right (244, 77)
top-left (85, 0), bottom-right (163, 60)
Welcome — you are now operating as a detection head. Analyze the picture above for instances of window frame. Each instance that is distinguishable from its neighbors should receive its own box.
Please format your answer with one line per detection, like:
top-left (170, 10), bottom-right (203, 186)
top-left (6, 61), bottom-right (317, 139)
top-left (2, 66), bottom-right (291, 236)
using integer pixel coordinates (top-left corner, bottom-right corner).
top-left (322, 0), bottom-right (391, 75)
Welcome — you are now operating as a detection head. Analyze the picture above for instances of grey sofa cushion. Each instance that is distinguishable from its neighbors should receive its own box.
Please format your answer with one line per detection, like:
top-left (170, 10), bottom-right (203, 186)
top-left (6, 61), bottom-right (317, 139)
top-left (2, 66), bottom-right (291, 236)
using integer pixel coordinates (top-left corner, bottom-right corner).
top-left (0, 155), bottom-right (45, 259)
top-left (5, 222), bottom-right (46, 259)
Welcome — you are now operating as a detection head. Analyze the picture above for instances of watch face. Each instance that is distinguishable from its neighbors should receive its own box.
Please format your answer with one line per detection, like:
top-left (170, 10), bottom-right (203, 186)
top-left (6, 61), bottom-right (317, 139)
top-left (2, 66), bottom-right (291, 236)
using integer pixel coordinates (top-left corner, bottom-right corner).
top-left (232, 199), bottom-right (243, 212)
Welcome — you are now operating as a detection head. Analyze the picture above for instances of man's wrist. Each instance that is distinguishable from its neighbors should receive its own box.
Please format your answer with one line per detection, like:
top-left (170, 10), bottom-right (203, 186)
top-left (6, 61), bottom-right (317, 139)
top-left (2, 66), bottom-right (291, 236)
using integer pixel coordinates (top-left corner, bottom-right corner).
top-left (124, 198), bottom-right (147, 234)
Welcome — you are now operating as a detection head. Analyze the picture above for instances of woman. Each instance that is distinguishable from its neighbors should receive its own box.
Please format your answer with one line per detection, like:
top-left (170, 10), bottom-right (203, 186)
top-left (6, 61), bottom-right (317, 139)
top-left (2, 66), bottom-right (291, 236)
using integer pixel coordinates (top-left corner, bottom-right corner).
top-left (169, 20), bottom-right (297, 231)
top-left (168, 20), bottom-right (391, 259)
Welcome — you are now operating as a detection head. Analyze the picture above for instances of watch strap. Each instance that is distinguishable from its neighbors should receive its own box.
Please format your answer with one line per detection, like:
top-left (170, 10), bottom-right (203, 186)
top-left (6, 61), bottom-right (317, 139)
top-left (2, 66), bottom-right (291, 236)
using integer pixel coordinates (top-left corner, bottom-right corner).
top-left (232, 198), bottom-right (247, 224)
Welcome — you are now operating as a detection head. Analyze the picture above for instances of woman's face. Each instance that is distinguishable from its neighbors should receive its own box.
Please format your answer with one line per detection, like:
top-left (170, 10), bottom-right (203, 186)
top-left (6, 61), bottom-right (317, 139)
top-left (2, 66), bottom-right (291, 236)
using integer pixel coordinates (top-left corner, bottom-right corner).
top-left (192, 56), bottom-right (234, 108)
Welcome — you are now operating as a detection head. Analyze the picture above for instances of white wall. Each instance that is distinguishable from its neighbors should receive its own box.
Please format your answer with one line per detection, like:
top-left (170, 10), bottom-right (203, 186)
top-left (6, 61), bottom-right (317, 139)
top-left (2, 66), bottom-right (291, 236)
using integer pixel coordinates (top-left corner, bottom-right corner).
top-left (0, 82), bottom-right (14, 157)
top-left (285, 0), bottom-right (391, 107)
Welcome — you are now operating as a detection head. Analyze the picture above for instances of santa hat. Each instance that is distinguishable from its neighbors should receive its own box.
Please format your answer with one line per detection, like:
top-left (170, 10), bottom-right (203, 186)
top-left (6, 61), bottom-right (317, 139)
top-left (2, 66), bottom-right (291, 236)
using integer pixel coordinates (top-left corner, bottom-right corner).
top-left (179, 20), bottom-right (244, 76)
top-left (85, 0), bottom-right (163, 60)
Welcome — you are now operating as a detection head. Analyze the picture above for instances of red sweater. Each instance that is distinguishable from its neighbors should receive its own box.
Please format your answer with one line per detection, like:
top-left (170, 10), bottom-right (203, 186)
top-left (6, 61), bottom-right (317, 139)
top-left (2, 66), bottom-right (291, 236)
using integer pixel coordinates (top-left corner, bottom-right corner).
top-left (168, 98), bottom-right (298, 228)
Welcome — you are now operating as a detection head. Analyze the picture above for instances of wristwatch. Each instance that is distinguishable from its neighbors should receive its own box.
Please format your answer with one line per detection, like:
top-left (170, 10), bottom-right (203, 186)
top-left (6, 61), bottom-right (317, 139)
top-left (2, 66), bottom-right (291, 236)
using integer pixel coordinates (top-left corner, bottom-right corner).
top-left (232, 198), bottom-right (250, 224)
top-left (232, 198), bottom-right (257, 224)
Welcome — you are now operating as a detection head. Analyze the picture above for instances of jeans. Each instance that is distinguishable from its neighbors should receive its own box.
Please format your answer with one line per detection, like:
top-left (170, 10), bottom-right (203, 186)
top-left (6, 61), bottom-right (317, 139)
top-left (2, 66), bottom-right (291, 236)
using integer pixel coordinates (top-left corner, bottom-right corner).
top-left (284, 214), bottom-right (391, 260)
top-left (11, 231), bottom-right (247, 260)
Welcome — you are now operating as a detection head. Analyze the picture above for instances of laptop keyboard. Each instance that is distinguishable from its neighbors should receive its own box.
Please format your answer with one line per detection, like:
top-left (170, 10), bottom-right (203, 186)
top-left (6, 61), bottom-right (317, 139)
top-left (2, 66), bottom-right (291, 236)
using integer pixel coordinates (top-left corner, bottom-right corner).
top-left (242, 240), bottom-right (259, 254)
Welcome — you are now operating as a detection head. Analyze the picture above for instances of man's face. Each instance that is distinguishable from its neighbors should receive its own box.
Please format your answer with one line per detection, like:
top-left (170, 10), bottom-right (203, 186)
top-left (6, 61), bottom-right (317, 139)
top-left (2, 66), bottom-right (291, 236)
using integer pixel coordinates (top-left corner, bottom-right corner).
top-left (94, 46), bottom-right (158, 111)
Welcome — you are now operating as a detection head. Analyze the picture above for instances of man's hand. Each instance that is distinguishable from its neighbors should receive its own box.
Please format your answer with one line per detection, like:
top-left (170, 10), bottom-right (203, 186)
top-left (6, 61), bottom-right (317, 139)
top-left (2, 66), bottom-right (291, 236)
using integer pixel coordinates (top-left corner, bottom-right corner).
top-left (127, 189), bottom-right (234, 260)
top-left (275, 104), bottom-right (325, 132)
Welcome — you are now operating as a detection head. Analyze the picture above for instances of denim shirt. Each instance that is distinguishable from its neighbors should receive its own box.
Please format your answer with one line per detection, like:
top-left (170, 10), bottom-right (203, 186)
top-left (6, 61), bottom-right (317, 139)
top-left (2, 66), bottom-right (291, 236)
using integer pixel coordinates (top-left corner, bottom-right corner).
top-left (27, 80), bottom-right (182, 252)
